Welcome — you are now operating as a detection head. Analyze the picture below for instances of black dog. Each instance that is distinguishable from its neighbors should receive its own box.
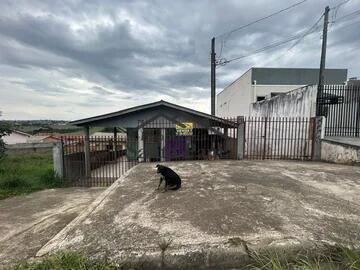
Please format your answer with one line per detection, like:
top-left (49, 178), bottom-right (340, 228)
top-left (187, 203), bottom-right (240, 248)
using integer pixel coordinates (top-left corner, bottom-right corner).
top-left (156, 164), bottom-right (181, 191)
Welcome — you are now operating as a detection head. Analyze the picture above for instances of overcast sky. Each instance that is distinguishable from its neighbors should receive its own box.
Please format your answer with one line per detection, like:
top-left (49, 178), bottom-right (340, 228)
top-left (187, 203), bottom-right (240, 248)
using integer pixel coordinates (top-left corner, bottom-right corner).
top-left (0, 0), bottom-right (359, 120)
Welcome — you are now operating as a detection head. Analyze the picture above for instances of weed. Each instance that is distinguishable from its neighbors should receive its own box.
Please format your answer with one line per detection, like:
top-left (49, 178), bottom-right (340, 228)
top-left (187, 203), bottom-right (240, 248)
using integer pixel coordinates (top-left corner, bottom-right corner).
top-left (158, 238), bottom-right (173, 253)
top-left (9, 250), bottom-right (117, 270)
top-left (245, 244), bottom-right (360, 270)
top-left (157, 237), bottom-right (173, 268)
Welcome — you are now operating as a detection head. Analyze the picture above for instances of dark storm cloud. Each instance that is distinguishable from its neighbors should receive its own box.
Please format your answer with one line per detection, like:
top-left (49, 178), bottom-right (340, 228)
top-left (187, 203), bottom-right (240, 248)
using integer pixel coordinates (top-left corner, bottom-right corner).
top-left (0, 0), bottom-right (359, 119)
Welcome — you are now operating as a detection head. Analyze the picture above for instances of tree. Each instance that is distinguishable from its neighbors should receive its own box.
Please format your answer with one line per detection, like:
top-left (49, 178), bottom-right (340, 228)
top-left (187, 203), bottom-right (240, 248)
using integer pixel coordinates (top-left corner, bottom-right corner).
top-left (0, 111), bottom-right (11, 159)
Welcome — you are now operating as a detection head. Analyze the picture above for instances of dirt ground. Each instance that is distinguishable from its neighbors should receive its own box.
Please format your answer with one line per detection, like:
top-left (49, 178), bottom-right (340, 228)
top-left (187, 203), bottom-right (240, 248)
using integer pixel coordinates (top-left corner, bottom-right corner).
top-left (37, 160), bottom-right (360, 268)
top-left (0, 187), bottom-right (104, 265)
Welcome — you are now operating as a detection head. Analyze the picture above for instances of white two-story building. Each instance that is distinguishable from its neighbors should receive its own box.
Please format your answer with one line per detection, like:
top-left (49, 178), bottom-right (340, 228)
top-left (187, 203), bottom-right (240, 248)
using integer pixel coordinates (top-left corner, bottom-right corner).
top-left (216, 67), bottom-right (348, 117)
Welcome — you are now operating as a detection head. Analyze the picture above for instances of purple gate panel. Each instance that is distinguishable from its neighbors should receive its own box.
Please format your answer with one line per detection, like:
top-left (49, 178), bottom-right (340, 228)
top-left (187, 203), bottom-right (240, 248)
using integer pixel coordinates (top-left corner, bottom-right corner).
top-left (165, 137), bottom-right (186, 161)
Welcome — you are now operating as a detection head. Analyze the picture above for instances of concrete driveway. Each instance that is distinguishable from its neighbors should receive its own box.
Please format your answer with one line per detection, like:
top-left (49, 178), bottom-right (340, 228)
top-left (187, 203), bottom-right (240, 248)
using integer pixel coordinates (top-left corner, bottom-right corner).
top-left (0, 187), bottom-right (104, 265)
top-left (37, 160), bottom-right (360, 269)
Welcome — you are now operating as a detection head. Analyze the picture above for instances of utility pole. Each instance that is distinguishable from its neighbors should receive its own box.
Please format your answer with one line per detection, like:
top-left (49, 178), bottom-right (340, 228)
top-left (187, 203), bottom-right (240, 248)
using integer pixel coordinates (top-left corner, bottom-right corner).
top-left (211, 37), bottom-right (216, 115)
top-left (317, 6), bottom-right (330, 116)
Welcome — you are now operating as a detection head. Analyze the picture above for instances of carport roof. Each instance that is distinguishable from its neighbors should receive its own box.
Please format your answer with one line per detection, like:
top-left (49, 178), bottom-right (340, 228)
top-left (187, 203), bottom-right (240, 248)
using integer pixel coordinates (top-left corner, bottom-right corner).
top-left (70, 100), bottom-right (236, 126)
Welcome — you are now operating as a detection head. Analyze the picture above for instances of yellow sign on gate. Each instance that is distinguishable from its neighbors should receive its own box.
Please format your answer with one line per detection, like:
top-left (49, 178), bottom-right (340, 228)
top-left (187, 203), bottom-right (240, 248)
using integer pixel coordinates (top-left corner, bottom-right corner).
top-left (176, 122), bottom-right (193, 136)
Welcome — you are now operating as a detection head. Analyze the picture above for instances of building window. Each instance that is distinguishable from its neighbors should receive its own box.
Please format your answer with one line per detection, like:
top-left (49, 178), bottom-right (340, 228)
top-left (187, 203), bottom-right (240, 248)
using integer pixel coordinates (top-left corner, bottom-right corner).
top-left (271, 92), bottom-right (284, 98)
top-left (256, 96), bottom-right (265, 101)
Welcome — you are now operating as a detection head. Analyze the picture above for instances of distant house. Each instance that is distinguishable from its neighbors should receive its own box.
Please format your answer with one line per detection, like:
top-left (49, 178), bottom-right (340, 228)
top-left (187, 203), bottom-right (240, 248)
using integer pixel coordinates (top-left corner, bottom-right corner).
top-left (26, 135), bottom-right (60, 143)
top-left (3, 130), bottom-right (31, 145)
top-left (347, 77), bottom-right (360, 87)
top-left (216, 67), bottom-right (348, 117)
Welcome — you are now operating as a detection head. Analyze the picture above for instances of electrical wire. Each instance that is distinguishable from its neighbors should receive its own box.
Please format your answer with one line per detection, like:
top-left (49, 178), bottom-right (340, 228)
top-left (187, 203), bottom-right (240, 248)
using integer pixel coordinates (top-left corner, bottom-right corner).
top-left (215, 0), bottom-right (308, 39)
top-left (332, 9), bottom-right (360, 22)
top-left (330, 0), bottom-right (351, 10)
top-left (220, 27), bottom-right (320, 65)
top-left (331, 0), bottom-right (351, 22)
top-left (216, 1), bottom-right (358, 67)
top-left (288, 14), bottom-right (324, 51)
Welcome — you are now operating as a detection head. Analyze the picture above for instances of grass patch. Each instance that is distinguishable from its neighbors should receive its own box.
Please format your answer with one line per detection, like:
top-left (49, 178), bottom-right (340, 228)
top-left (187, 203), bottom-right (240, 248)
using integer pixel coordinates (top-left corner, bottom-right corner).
top-left (246, 244), bottom-right (360, 270)
top-left (5, 245), bottom-right (360, 270)
top-left (0, 153), bottom-right (64, 200)
top-left (9, 251), bottom-right (117, 270)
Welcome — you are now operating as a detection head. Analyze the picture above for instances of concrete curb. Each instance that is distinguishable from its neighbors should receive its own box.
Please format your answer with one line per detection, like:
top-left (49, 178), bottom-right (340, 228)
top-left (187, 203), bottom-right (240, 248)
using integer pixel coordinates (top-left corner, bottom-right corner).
top-left (36, 164), bottom-right (140, 257)
top-left (114, 247), bottom-right (250, 270)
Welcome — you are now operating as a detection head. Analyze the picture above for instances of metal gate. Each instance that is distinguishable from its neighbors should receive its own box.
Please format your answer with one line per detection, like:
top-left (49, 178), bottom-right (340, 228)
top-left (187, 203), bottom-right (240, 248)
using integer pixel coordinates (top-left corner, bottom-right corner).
top-left (244, 117), bottom-right (315, 160)
top-left (61, 135), bottom-right (138, 187)
top-left (316, 85), bottom-right (360, 137)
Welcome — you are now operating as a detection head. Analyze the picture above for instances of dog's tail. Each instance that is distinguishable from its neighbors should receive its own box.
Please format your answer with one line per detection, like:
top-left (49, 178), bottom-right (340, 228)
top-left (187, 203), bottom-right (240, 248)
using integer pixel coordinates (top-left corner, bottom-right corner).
top-left (169, 184), bottom-right (181, 190)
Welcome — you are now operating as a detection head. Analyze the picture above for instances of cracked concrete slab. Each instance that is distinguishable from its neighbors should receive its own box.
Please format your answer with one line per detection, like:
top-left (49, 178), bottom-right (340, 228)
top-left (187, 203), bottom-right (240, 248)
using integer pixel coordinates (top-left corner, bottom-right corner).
top-left (37, 161), bottom-right (360, 268)
top-left (0, 187), bottom-right (104, 265)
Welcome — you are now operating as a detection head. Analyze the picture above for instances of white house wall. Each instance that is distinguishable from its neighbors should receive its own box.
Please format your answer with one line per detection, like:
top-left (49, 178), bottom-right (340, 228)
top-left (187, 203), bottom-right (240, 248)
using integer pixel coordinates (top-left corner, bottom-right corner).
top-left (217, 75), bottom-right (307, 117)
top-left (216, 69), bottom-right (252, 117)
top-left (3, 132), bottom-right (30, 145)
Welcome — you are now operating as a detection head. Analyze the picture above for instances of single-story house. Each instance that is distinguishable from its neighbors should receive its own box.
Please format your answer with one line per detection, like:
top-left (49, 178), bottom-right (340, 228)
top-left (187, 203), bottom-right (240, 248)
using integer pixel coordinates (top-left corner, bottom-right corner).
top-left (26, 135), bottom-right (61, 143)
top-left (70, 100), bottom-right (240, 177)
top-left (3, 130), bottom-right (31, 145)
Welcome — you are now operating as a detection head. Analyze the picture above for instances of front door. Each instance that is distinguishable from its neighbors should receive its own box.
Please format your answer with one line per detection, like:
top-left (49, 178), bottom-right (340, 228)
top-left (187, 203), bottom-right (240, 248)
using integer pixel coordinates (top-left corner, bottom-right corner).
top-left (143, 129), bottom-right (161, 162)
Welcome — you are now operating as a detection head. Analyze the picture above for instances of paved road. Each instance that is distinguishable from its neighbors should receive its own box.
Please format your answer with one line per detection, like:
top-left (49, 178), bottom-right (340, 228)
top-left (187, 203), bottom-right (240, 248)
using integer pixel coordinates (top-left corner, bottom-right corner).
top-left (0, 187), bottom-right (104, 265)
top-left (37, 160), bottom-right (360, 268)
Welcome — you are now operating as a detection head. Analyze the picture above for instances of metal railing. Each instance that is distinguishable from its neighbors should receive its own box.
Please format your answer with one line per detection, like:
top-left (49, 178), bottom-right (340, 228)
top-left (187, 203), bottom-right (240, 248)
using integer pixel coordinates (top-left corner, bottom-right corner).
top-left (317, 85), bottom-right (360, 137)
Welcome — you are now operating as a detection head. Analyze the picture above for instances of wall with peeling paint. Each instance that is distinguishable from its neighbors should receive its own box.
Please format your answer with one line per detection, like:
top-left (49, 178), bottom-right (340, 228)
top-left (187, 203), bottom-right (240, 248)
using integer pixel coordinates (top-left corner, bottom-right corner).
top-left (250, 85), bottom-right (318, 118)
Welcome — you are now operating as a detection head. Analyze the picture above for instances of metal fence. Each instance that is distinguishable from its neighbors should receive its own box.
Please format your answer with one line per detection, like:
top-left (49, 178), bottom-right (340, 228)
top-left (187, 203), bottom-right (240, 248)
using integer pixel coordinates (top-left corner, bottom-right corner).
top-left (61, 135), bottom-right (138, 186)
top-left (244, 117), bottom-right (315, 160)
top-left (139, 117), bottom-right (238, 162)
top-left (317, 85), bottom-right (360, 137)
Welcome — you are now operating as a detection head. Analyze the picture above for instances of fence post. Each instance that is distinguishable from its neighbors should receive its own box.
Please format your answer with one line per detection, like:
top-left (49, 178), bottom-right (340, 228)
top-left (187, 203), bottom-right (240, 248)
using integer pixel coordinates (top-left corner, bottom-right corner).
top-left (313, 116), bottom-right (325, 160)
top-left (237, 116), bottom-right (245, 160)
top-left (53, 141), bottom-right (64, 178)
top-left (160, 128), bottom-right (165, 162)
top-left (138, 127), bottom-right (144, 162)
top-left (84, 126), bottom-right (91, 178)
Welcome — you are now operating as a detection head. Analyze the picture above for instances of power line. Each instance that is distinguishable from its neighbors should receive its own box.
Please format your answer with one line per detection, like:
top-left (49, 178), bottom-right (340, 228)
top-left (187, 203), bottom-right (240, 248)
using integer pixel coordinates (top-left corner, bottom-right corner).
top-left (215, 0), bottom-right (308, 39)
top-left (329, 0), bottom-right (351, 21)
top-left (214, 1), bottom-right (357, 72)
top-left (332, 9), bottom-right (360, 22)
top-left (262, 11), bottom-right (360, 66)
top-left (288, 14), bottom-right (324, 51)
top-left (220, 27), bottom-right (321, 65)
top-left (330, 0), bottom-right (351, 10)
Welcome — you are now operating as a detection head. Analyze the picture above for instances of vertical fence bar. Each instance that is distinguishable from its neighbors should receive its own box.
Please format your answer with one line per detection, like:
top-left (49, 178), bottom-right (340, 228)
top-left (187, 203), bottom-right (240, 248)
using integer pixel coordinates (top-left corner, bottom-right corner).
top-left (290, 117), bottom-right (295, 159)
top-left (256, 117), bottom-right (259, 159)
top-left (277, 117), bottom-right (281, 159)
top-left (262, 117), bottom-right (267, 160)
top-left (280, 117), bottom-right (284, 159)
top-left (269, 117), bottom-right (274, 159)
top-left (355, 90), bottom-right (358, 136)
